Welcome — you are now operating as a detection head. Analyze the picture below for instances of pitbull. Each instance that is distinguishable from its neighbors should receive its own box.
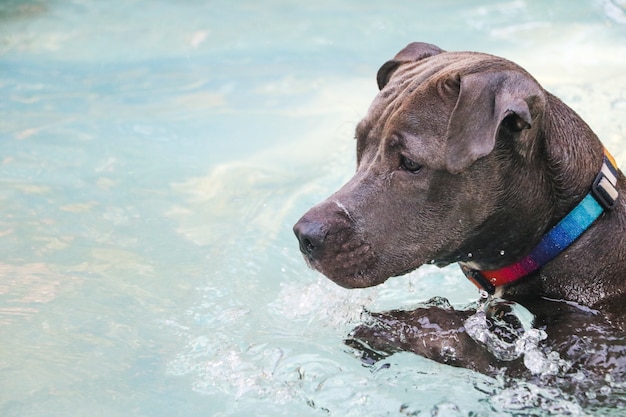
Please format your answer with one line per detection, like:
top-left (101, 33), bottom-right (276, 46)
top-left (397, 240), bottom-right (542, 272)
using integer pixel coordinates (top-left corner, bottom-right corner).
top-left (293, 42), bottom-right (626, 386)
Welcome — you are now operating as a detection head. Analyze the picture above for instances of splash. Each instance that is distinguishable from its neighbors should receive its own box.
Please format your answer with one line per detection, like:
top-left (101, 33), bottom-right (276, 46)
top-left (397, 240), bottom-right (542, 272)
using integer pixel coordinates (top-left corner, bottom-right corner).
top-left (464, 297), bottom-right (570, 375)
top-left (490, 379), bottom-right (590, 416)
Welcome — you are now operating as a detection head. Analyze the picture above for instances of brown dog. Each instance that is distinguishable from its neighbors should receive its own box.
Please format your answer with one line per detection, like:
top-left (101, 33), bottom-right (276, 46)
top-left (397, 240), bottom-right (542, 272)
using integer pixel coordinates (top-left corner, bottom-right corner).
top-left (293, 42), bottom-right (626, 387)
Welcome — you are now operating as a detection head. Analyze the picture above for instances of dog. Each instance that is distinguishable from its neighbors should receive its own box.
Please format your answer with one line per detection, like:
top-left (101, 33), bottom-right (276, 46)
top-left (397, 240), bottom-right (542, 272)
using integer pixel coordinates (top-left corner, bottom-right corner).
top-left (293, 42), bottom-right (626, 391)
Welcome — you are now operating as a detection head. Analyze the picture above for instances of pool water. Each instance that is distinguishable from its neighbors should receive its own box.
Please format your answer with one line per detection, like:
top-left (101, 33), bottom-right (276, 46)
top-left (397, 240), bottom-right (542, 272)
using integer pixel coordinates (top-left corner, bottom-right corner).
top-left (1, 1), bottom-right (626, 416)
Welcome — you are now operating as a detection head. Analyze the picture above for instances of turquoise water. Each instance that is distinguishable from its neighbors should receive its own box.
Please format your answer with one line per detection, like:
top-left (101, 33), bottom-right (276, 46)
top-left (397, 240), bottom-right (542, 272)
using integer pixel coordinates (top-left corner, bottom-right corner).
top-left (1, 1), bottom-right (626, 416)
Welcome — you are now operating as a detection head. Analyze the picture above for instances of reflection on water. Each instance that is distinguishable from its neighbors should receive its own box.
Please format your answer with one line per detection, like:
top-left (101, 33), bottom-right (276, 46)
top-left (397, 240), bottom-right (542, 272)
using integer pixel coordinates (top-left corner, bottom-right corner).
top-left (1, 0), bottom-right (626, 416)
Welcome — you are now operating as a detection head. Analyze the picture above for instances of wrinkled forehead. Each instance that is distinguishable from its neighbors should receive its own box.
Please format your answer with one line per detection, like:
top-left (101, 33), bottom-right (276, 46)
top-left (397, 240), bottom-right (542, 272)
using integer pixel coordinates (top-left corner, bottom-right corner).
top-left (389, 51), bottom-right (514, 88)
top-left (357, 51), bottom-right (517, 138)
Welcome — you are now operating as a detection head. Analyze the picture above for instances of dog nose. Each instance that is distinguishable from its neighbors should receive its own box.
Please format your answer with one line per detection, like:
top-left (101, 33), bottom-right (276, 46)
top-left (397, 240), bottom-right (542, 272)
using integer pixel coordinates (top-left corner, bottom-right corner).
top-left (293, 218), bottom-right (326, 258)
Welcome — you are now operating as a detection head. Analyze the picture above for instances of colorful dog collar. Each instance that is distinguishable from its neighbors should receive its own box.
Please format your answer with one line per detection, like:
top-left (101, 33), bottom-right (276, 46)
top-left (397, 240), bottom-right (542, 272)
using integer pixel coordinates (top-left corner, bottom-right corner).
top-left (463, 149), bottom-right (620, 294)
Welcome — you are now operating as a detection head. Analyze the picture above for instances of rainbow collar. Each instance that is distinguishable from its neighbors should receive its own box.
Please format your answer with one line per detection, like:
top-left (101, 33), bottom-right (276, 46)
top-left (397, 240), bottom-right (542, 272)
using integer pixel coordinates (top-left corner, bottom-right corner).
top-left (462, 149), bottom-right (620, 294)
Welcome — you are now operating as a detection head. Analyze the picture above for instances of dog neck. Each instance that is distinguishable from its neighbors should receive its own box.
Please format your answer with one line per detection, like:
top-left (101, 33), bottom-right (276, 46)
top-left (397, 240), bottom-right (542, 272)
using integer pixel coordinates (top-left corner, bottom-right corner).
top-left (461, 149), bottom-right (620, 294)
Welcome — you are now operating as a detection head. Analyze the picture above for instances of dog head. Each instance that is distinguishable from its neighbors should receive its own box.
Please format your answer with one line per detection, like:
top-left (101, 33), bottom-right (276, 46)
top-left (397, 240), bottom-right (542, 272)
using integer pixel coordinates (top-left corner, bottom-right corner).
top-left (293, 42), bottom-right (551, 289)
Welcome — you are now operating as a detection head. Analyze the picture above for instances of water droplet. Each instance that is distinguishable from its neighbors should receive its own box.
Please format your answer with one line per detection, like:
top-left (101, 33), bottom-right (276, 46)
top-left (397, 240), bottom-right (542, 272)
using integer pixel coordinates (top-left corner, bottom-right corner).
top-left (500, 250), bottom-right (505, 256)
top-left (467, 253), bottom-right (473, 258)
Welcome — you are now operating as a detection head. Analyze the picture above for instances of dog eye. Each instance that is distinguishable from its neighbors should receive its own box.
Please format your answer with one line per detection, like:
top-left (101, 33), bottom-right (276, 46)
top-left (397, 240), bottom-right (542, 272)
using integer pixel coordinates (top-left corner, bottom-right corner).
top-left (400, 155), bottom-right (422, 174)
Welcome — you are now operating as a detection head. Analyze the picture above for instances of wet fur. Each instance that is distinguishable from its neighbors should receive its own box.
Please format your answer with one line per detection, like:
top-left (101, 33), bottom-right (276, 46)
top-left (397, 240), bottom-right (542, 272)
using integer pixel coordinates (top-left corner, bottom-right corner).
top-left (293, 42), bottom-right (626, 398)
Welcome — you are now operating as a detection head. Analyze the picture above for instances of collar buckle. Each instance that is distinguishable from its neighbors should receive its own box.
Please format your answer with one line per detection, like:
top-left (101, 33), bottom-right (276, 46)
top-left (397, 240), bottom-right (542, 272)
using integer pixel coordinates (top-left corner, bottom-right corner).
top-left (592, 156), bottom-right (619, 210)
top-left (460, 264), bottom-right (496, 294)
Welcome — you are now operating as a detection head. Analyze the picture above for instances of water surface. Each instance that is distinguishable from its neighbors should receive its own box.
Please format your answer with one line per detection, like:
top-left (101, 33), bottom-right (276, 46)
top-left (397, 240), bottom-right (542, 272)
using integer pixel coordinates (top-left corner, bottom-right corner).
top-left (1, 1), bottom-right (626, 416)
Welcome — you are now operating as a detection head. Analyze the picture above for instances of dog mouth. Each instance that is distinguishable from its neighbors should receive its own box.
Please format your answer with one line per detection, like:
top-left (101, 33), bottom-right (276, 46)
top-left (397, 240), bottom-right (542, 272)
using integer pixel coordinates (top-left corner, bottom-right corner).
top-left (302, 239), bottom-right (384, 288)
top-left (296, 226), bottom-right (387, 288)
top-left (294, 204), bottom-right (400, 288)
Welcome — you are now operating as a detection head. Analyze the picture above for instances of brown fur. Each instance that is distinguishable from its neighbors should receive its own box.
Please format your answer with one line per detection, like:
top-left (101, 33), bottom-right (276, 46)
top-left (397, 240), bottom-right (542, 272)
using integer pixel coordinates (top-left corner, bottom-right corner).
top-left (293, 43), bottom-right (626, 388)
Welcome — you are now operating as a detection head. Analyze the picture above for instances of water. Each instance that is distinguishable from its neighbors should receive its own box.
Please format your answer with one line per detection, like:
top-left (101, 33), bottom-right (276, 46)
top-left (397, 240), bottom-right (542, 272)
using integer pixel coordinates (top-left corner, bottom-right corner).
top-left (1, 0), bottom-right (626, 416)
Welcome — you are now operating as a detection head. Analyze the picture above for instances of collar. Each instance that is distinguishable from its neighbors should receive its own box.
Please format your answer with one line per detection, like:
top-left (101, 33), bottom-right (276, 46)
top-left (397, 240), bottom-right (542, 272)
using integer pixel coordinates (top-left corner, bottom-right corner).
top-left (462, 148), bottom-right (620, 294)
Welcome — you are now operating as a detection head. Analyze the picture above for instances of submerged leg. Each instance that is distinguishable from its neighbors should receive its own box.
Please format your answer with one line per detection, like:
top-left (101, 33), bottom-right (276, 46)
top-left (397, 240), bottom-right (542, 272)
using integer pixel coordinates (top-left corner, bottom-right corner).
top-left (347, 305), bottom-right (508, 374)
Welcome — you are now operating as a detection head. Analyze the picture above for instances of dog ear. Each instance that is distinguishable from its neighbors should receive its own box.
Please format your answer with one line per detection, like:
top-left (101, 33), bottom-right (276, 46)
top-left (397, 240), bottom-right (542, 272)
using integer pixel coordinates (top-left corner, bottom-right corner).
top-left (445, 71), bottom-right (543, 174)
top-left (377, 42), bottom-right (444, 90)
